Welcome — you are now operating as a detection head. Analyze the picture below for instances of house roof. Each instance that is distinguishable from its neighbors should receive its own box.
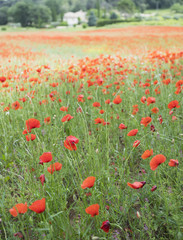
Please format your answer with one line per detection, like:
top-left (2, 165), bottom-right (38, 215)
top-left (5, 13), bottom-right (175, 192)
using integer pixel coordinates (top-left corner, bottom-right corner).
top-left (64, 10), bottom-right (86, 18)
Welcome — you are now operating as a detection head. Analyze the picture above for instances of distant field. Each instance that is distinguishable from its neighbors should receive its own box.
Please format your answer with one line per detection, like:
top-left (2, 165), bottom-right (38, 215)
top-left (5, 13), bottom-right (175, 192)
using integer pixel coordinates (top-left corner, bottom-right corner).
top-left (0, 26), bottom-right (182, 240)
top-left (0, 26), bottom-right (183, 59)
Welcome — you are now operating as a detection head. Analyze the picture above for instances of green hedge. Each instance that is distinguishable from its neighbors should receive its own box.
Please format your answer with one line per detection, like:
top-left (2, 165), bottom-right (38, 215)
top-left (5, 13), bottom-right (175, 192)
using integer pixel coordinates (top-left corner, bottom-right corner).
top-left (96, 18), bottom-right (141, 27)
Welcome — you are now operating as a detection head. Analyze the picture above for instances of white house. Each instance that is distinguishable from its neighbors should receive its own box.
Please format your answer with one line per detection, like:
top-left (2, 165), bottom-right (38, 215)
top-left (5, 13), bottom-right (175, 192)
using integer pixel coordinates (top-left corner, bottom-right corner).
top-left (63, 10), bottom-right (87, 26)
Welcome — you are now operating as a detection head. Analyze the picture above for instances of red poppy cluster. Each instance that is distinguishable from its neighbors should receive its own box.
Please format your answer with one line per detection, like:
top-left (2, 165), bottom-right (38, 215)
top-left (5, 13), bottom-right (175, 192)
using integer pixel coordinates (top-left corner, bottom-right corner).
top-left (9, 198), bottom-right (46, 217)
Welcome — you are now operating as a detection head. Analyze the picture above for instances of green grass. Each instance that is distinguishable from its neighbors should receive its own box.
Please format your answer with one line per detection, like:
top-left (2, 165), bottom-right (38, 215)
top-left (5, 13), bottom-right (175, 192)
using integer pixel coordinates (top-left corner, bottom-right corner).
top-left (144, 8), bottom-right (171, 15)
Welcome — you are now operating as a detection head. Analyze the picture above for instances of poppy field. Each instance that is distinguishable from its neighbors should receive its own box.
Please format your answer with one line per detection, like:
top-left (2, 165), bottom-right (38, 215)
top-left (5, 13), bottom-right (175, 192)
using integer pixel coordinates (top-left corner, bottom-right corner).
top-left (0, 26), bottom-right (183, 240)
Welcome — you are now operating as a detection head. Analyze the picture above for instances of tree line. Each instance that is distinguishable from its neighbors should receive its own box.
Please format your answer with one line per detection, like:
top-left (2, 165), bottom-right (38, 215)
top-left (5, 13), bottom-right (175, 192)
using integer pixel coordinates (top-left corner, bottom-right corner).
top-left (0, 0), bottom-right (182, 27)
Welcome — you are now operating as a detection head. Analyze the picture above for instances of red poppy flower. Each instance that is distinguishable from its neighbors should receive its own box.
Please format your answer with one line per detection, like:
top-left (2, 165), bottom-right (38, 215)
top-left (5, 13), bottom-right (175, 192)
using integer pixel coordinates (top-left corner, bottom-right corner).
top-left (151, 185), bottom-right (157, 192)
top-left (147, 97), bottom-right (156, 106)
top-left (94, 118), bottom-right (104, 124)
top-left (78, 94), bottom-right (84, 99)
top-left (36, 67), bottom-right (41, 73)
top-left (99, 109), bottom-right (105, 114)
top-left (64, 136), bottom-right (79, 151)
top-left (113, 95), bottom-right (122, 104)
top-left (102, 121), bottom-right (110, 125)
top-left (26, 134), bottom-right (36, 141)
top-left (150, 154), bottom-right (166, 171)
top-left (85, 204), bottom-right (100, 217)
top-left (101, 220), bottom-right (110, 233)
top-left (12, 101), bottom-right (21, 110)
top-left (168, 100), bottom-right (180, 110)
top-left (175, 80), bottom-right (183, 87)
top-left (78, 95), bottom-right (85, 102)
top-left (145, 89), bottom-right (150, 95)
top-left (127, 129), bottom-right (138, 136)
top-left (47, 162), bottom-right (62, 174)
top-left (175, 87), bottom-right (182, 95)
top-left (61, 114), bottom-right (73, 122)
top-left (158, 115), bottom-right (163, 124)
top-left (39, 152), bottom-right (52, 165)
top-left (40, 174), bottom-right (45, 186)
top-left (93, 102), bottom-right (101, 107)
top-left (132, 105), bottom-right (139, 115)
top-left (151, 107), bottom-right (159, 114)
top-left (163, 78), bottom-right (171, 85)
top-left (3, 106), bottom-right (10, 112)
top-left (9, 202), bottom-right (27, 217)
top-left (105, 99), bottom-right (110, 104)
top-left (141, 149), bottom-right (153, 159)
top-left (44, 117), bottom-right (51, 124)
top-left (2, 82), bottom-right (9, 88)
top-left (119, 123), bottom-right (127, 129)
top-left (127, 181), bottom-right (146, 189)
top-left (81, 176), bottom-right (96, 189)
top-left (140, 96), bottom-right (146, 104)
top-left (87, 96), bottom-right (93, 100)
top-left (22, 129), bottom-right (28, 135)
top-left (140, 117), bottom-right (152, 127)
top-left (133, 140), bottom-right (140, 148)
top-left (168, 159), bottom-right (179, 167)
top-left (29, 198), bottom-right (46, 214)
top-left (19, 97), bottom-right (27, 102)
top-left (97, 78), bottom-right (103, 86)
top-left (26, 118), bottom-right (41, 132)
top-left (60, 106), bottom-right (68, 112)
top-left (0, 76), bottom-right (6, 82)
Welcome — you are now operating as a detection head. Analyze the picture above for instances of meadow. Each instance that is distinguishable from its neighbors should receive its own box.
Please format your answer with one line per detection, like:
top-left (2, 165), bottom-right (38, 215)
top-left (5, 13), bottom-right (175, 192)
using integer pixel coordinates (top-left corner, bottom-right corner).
top-left (0, 26), bottom-right (182, 240)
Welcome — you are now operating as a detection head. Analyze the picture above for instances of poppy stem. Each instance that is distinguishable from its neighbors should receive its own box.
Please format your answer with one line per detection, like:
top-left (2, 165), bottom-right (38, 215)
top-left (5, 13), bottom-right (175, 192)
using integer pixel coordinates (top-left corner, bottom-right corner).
top-left (123, 131), bottom-right (151, 170)
top-left (110, 223), bottom-right (125, 232)
top-left (17, 214), bottom-right (27, 239)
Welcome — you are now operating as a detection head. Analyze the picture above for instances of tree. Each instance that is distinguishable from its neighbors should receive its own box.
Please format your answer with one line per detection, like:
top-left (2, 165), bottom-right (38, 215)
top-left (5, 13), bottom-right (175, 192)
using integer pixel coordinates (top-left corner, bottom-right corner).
top-left (171, 3), bottom-right (183, 13)
top-left (11, 1), bottom-right (33, 27)
top-left (86, 0), bottom-right (95, 10)
top-left (31, 5), bottom-right (51, 27)
top-left (132, 0), bottom-right (147, 12)
top-left (143, 0), bottom-right (177, 9)
top-left (45, 0), bottom-right (61, 21)
top-left (72, 1), bottom-right (84, 12)
top-left (0, 7), bottom-right (8, 25)
top-left (96, 0), bottom-right (101, 18)
top-left (88, 11), bottom-right (97, 26)
top-left (105, 0), bottom-right (119, 7)
top-left (118, 0), bottom-right (136, 13)
top-left (110, 11), bottom-right (118, 19)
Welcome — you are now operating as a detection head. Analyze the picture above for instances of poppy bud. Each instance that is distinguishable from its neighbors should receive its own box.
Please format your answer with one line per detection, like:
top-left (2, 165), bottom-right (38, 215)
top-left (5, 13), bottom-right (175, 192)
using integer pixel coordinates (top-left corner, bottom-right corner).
top-left (158, 115), bottom-right (163, 124)
top-left (151, 185), bottom-right (157, 192)
top-left (105, 205), bottom-right (110, 210)
top-left (133, 140), bottom-right (140, 148)
top-left (85, 192), bottom-right (92, 197)
top-left (136, 211), bottom-right (141, 218)
top-left (172, 116), bottom-right (177, 121)
top-left (14, 232), bottom-right (24, 238)
top-left (150, 124), bottom-right (155, 132)
top-left (100, 220), bottom-right (110, 233)
top-left (40, 174), bottom-right (45, 186)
